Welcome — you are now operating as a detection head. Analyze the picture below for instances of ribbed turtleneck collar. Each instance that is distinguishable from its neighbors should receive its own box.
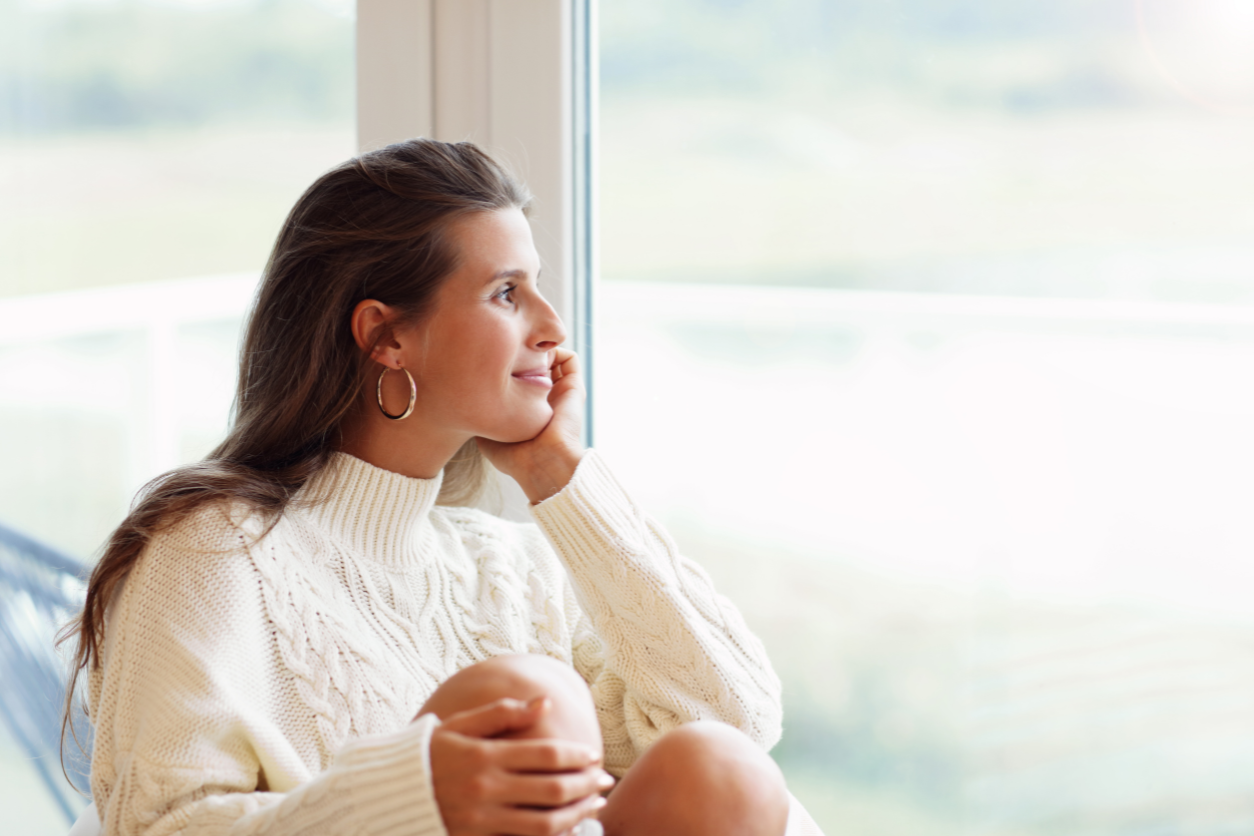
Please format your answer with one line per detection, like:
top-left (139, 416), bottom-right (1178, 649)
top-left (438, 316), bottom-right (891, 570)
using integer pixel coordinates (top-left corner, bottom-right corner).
top-left (298, 452), bottom-right (444, 568)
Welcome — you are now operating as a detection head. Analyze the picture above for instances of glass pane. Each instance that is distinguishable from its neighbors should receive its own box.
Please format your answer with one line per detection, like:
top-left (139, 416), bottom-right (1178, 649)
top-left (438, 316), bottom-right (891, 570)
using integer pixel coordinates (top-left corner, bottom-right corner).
top-left (601, 0), bottom-right (1254, 302)
top-left (0, 1), bottom-right (354, 828)
top-left (0, 0), bottom-right (354, 556)
top-left (599, 2), bottom-right (1254, 832)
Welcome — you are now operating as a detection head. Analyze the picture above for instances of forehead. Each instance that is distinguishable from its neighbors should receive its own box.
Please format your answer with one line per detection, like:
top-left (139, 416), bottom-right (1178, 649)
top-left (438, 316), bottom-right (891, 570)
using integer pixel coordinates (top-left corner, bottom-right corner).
top-left (445, 207), bottom-right (540, 278)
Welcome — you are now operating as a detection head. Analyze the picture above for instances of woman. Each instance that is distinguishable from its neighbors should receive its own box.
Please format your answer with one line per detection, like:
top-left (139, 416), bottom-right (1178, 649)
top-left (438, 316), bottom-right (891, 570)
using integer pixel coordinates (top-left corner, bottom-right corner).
top-left (64, 139), bottom-right (794, 836)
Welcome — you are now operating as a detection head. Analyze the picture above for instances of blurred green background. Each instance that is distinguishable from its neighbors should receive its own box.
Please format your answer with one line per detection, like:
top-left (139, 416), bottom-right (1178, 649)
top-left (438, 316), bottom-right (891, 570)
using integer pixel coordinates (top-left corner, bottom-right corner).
top-left (0, 0), bottom-right (356, 296)
top-left (597, 0), bottom-right (1254, 301)
top-left (4, 0), bottom-right (1253, 300)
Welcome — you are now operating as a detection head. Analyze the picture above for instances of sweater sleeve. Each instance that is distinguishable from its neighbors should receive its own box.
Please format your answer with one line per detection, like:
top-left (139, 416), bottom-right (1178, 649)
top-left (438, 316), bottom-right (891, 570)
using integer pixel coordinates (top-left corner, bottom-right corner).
top-left (528, 450), bottom-right (783, 775)
top-left (89, 508), bottom-right (448, 836)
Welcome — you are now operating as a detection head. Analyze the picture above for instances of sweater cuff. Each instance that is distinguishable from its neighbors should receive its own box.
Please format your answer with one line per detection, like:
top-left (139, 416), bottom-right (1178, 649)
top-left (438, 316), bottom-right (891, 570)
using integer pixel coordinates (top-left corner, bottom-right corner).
top-left (529, 450), bottom-right (644, 572)
top-left (333, 714), bottom-right (447, 836)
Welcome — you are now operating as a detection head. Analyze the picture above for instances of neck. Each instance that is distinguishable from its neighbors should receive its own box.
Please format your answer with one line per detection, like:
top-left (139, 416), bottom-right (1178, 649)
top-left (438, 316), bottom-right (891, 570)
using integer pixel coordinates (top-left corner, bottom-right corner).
top-left (337, 405), bottom-right (471, 480)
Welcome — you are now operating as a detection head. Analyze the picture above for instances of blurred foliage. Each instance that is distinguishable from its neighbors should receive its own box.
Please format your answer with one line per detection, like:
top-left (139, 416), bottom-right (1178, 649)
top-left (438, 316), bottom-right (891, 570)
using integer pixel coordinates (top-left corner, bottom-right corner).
top-left (0, 0), bottom-right (352, 134)
top-left (602, 0), bottom-right (1158, 111)
top-left (598, 0), bottom-right (1254, 302)
top-left (671, 520), bottom-right (974, 831)
top-left (678, 518), bottom-right (1254, 834)
top-left (0, 0), bottom-right (1171, 137)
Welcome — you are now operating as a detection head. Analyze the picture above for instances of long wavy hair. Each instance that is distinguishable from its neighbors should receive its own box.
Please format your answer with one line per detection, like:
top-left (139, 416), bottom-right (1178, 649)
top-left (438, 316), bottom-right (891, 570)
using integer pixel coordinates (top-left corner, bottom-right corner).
top-left (58, 138), bottom-right (532, 762)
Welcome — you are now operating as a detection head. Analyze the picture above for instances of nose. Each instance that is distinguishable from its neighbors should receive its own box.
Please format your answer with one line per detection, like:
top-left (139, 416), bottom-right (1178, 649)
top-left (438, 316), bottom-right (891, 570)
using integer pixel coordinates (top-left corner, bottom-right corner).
top-left (531, 293), bottom-right (567, 351)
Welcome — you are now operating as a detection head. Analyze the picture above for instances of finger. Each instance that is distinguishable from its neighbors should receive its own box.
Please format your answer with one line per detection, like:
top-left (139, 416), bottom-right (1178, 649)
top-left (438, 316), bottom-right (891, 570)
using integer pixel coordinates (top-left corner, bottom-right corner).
top-left (496, 793), bottom-right (607, 836)
top-left (551, 348), bottom-right (580, 378)
top-left (438, 695), bottom-right (548, 739)
top-left (495, 739), bottom-right (603, 773)
top-left (547, 348), bottom-right (570, 384)
top-left (498, 769), bottom-right (615, 807)
top-left (548, 355), bottom-right (584, 403)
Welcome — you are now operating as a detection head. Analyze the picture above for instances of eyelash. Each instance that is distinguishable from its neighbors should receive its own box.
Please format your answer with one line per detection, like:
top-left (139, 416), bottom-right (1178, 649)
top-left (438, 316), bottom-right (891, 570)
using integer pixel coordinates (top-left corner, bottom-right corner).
top-left (495, 284), bottom-right (517, 303)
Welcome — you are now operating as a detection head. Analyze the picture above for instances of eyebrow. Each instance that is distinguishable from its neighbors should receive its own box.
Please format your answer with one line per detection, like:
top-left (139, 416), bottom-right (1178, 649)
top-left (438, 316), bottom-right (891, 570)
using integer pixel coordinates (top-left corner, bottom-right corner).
top-left (482, 268), bottom-right (538, 287)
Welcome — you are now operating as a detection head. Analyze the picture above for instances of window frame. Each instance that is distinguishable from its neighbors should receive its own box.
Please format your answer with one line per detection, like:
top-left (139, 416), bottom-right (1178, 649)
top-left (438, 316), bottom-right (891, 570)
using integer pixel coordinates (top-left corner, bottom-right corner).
top-left (356, 0), bottom-right (596, 442)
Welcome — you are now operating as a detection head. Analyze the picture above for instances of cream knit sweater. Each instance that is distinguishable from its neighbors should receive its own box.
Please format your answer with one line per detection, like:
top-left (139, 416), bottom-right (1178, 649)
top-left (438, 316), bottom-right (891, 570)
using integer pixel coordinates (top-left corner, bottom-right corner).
top-left (88, 450), bottom-right (783, 836)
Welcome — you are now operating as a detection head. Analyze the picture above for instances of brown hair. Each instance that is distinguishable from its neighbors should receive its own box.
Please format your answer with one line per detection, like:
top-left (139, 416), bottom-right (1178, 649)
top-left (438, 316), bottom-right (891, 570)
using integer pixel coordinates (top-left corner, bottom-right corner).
top-left (58, 138), bottom-right (532, 762)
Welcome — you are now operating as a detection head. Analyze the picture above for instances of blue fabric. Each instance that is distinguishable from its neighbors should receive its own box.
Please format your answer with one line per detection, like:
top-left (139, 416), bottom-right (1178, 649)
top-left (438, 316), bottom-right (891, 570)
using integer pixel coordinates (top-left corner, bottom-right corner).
top-left (0, 520), bottom-right (92, 824)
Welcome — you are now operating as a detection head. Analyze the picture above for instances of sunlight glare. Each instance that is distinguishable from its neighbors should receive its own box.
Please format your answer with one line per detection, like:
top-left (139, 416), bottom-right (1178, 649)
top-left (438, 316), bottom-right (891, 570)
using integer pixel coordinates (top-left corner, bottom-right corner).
top-left (1140, 0), bottom-right (1254, 112)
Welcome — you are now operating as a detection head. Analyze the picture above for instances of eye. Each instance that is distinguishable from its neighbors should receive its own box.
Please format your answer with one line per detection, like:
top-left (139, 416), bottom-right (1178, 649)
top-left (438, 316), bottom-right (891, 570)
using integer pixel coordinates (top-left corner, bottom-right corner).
top-left (494, 283), bottom-right (517, 303)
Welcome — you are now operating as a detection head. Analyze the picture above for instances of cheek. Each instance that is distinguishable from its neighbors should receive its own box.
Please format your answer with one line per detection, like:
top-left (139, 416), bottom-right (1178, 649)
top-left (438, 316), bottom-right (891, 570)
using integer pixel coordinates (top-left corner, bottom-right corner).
top-left (419, 313), bottom-right (542, 427)
top-left (436, 333), bottom-right (515, 402)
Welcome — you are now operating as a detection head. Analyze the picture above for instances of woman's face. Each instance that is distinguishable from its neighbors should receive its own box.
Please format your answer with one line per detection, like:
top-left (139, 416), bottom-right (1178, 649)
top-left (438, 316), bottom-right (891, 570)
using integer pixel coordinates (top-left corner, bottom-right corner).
top-left (394, 207), bottom-right (566, 444)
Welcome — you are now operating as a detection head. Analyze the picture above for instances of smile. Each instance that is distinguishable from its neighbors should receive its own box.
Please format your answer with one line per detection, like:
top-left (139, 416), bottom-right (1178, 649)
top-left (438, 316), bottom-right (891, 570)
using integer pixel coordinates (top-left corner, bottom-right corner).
top-left (512, 371), bottom-right (553, 388)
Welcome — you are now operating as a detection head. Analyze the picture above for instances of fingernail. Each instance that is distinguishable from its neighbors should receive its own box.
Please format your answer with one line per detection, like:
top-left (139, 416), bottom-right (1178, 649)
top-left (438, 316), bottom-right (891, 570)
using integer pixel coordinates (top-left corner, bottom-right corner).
top-left (593, 796), bottom-right (608, 809)
top-left (597, 772), bottom-right (615, 789)
top-left (526, 695), bottom-right (548, 711)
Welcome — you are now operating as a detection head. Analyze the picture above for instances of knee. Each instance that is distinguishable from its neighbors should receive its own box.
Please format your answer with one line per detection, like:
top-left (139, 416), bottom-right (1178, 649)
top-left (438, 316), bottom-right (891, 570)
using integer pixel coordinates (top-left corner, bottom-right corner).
top-left (452, 654), bottom-right (592, 719)
top-left (645, 722), bottom-right (789, 835)
top-left (421, 654), bottom-right (599, 747)
top-left (473, 653), bottom-right (590, 699)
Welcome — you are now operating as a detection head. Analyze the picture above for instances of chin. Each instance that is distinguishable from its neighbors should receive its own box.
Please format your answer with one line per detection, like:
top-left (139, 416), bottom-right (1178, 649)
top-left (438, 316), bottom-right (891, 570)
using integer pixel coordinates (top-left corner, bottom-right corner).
top-left (483, 405), bottom-right (553, 443)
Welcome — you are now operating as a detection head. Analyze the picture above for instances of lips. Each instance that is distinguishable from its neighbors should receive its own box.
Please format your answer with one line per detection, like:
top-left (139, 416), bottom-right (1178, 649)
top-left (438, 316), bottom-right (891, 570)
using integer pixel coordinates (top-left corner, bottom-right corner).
top-left (512, 366), bottom-right (552, 387)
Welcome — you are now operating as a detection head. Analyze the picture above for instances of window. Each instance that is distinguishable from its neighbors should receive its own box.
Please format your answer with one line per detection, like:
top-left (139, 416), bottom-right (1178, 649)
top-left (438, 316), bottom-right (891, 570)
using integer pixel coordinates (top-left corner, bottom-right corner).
top-left (0, 1), bottom-right (355, 829)
top-left (0, 0), bottom-right (354, 558)
top-left (597, 0), bottom-right (1254, 830)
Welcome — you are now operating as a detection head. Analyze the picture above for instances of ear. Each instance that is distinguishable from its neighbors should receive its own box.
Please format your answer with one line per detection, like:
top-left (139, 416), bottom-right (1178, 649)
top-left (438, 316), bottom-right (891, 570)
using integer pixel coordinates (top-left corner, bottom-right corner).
top-left (350, 299), bottom-right (405, 367)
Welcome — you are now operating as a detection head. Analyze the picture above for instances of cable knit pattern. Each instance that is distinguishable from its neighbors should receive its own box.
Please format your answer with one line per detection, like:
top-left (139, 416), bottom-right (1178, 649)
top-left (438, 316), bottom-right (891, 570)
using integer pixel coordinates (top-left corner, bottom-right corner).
top-left (88, 450), bottom-right (782, 836)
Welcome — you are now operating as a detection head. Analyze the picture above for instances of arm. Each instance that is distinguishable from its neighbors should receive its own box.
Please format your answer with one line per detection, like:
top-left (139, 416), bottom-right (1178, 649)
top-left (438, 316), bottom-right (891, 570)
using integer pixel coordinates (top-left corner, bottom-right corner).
top-left (530, 451), bottom-right (784, 775)
top-left (88, 510), bottom-right (446, 836)
top-left (477, 348), bottom-right (782, 774)
top-left (100, 722), bottom-right (445, 836)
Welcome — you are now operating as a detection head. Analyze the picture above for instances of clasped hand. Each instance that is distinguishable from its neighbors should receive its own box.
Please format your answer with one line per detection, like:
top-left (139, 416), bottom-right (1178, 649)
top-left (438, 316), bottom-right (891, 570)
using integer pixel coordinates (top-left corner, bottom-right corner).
top-left (427, 696), bottom-right (612, 836)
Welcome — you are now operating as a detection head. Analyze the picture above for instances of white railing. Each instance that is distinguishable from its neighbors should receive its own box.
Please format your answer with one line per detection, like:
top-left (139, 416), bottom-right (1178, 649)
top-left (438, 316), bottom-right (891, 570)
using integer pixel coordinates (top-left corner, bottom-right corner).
top-left (5, 274), bottom-right (1254, 610)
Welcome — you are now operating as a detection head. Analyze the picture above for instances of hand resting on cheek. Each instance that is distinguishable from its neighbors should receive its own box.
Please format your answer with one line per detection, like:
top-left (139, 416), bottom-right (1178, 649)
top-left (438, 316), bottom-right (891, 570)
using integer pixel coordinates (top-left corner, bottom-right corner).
top-left (477, 347), bottom-right (587, 506)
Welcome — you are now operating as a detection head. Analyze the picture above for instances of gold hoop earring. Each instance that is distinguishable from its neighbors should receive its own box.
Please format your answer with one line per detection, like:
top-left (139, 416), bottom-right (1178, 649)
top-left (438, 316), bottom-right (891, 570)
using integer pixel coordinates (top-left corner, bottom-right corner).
top-left (376, 366), bottom-right (416, 421)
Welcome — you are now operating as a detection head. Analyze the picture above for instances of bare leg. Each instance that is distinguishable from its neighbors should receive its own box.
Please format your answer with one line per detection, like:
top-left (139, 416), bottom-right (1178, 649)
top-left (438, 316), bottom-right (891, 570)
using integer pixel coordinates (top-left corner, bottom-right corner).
top-left (599, 721), bottom-right (790, 836)
top-left (419, 653), bottom-right (601, 750)
top-left (420, 656), bottom-right (789, 836)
